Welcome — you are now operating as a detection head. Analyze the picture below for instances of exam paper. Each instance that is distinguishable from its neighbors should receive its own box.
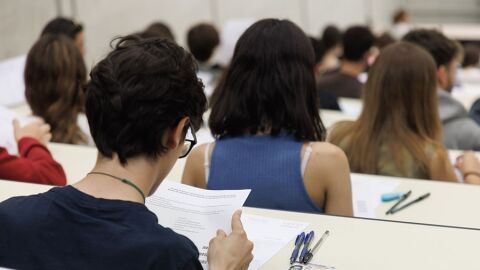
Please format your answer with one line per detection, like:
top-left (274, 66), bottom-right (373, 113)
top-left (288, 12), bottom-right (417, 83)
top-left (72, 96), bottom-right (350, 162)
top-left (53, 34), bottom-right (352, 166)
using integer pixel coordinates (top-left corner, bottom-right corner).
top-left (241, 214), bottom-right (309, 270)
top-left (145, 181), bottom-right (250, 268)
top-left (351, 174), bottom-right (399, 218)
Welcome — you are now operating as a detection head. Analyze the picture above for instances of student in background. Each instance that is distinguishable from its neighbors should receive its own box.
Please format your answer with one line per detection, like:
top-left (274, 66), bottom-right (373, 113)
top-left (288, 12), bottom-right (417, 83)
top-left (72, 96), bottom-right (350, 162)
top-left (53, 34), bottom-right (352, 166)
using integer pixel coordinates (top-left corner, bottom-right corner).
top-left (316, 25), bottom-right (343, 75)
top-left (310, 37), bottom-right (341, 111)
top-left (329, 42), bottom-right (458, 181)
top-left (0, 119), bottom-right (66, 185)
top-left (41, 17), bottom-right (85, 55)
top-left (25, 34), bottom-right (93, 146)
top-left (0, 36), bottom-right (253, 269)
top-left (142, 21), bottom-right (175, 41)
top-left (390, 9), bottom-right (411, 40)
top-left (187, 23), bottom-right (222, 99)
top-left (182, 19), bottom-right (353, 216)
top-left (404, 30), bottom-right (480, 151)
top-left (317, 26), bottom-right (375, 99)
top-left (376, 32), bottom-right (395, 50)
top-left (458, 44), bottom-right (480, 84)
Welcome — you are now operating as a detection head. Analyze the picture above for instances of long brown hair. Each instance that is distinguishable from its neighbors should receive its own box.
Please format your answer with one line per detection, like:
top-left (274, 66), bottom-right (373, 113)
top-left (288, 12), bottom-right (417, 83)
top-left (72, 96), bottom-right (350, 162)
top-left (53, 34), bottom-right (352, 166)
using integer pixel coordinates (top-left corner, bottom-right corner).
top-left (329, 42), bottom-right (442, 176)
top-left (25, 34), bottom-right (87, 144)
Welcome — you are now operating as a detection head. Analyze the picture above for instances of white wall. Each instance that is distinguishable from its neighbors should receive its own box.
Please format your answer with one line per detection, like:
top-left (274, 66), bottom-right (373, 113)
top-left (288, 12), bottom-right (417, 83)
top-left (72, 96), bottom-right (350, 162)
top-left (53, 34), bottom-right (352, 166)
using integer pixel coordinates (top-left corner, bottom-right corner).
top-left (2, 0), bottom-right (476, 66)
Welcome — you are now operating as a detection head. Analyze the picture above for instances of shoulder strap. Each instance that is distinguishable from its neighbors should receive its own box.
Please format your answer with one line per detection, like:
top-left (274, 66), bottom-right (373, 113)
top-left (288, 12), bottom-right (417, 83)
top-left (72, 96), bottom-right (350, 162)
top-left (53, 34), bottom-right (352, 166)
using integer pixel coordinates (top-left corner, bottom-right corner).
top-left (204, 143), bottom-right (211, 182)
top-left (301, 142), bottom-right (314, 179)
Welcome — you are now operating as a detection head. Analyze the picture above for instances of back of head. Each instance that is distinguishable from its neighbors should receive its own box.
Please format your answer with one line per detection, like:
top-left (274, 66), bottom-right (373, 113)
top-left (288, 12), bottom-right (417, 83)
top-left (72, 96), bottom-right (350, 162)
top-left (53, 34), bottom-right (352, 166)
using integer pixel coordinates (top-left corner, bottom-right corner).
top-left (144, 22), bottom-right (175, 41)
top-left (462, 44), bottom-right (480, 68)
top-left (85, 36), bottom-right (206, 164)
top-left (321, 25), bottom-right (342, 51)
top-left (209, 19), bottom-right (325, 141)
top-left (41, 17), bottom-right (83, 39)
top-left (330, 42), bottom-right (441, 175)
top-left (25, 34), bottom-right (87, 144)
top-left (310, 37), bottom-right (326, 64)
top-left (187, 23), bottom-right (220, 63)
top-left (376, 32), bottom-right (395, 50)
top-left (392, 9), bottom-right (409, 24)
top-left (403, 29), bottom-right (458, 68)
top-left (342, 26), bottom-right (375, 61)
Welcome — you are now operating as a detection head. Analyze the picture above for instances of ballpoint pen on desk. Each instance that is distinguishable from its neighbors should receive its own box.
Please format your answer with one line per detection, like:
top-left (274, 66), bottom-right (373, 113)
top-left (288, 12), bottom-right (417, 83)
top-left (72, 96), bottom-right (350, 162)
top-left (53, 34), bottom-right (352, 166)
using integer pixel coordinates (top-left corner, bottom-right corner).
top-left (302, 230), bottom-right (330, 264)
top-left (299, 231), bottom-right (314, 263)
top-left (389, 192), bottom-right (430, 215)
top-left (385, 190), bottom-right (411, 215)
top-left (290, 232), bottom-right (305, 264)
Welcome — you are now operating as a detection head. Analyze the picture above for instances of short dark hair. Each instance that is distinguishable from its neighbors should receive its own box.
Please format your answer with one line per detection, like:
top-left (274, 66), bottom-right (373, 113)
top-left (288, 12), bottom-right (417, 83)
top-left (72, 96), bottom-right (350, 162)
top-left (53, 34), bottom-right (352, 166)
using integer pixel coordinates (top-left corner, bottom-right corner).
top-left (187, 23), bottom-right (220, 63)
top-left (209, 19), bottom-right (326, 141)
top-left (403, 29), bottom-right (458, 68)
top-left (41, 17), bottom-right (83, 39)
top-left (376, 32), bottom-right (395, 49)
top-left (144, 22), bottom-right (175, 41)
top-left (462, 44), bottom-right (480, 68)
top-left (310, 37), bottom-right (326, 64)
top-left (342, 26), bottom-right (375, 61)
top-left (85, 36), bottom-right (207, 164)
top-left (321, 25), bottom-right (342, 51)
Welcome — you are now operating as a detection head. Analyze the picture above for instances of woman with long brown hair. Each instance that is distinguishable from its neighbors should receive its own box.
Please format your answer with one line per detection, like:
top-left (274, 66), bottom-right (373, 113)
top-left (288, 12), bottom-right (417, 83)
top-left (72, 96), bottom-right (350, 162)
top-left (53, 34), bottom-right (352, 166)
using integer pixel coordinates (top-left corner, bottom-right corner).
top-left (329, 42), bottom-right (458, 181)
top-left (25, 34), bottom-right (91, 145)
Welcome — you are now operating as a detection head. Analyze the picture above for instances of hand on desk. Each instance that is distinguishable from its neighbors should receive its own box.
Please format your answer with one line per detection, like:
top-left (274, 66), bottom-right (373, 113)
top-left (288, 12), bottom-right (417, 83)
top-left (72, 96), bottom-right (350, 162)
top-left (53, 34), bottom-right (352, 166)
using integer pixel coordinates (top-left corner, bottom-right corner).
top-left (455, 151), bottom-right (480, 184)
top-left (13, 119), bottom-right (51, 145)
top-left (208, 210), bottom-right (254, 270)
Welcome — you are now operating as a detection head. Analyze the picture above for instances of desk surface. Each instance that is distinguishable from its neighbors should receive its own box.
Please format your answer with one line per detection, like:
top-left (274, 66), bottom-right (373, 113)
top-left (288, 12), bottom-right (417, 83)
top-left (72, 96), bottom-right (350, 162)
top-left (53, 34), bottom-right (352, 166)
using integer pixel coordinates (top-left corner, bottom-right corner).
top-left (0, 180), bottom-right (478, 270)
top-left (244, 207), bottom-right (480, 270)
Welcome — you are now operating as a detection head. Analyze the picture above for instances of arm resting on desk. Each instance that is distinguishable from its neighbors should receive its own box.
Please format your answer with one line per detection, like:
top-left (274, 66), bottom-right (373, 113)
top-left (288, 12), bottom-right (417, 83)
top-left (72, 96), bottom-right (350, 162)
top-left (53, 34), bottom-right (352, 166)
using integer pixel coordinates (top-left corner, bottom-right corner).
top-left (0, 137), bottom-right (66, 185)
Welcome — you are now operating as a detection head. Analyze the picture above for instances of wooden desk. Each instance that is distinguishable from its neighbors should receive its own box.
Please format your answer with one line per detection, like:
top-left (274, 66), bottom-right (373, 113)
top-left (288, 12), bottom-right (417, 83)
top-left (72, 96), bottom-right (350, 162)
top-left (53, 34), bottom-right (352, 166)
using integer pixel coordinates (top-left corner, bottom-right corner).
top-left (244, 207), bottom-right (480, 270)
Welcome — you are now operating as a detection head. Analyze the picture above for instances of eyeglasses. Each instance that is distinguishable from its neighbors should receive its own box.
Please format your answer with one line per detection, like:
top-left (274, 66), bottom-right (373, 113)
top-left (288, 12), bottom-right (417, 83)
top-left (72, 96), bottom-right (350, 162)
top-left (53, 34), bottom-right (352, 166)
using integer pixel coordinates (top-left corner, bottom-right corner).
top-left (179, 122), bottom-right (197, 158)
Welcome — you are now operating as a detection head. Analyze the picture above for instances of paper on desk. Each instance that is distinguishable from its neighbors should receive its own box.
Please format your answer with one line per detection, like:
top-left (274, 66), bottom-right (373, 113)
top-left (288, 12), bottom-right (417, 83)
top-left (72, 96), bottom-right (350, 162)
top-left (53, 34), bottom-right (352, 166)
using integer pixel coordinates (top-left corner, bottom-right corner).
top-left (241, 214), bottom-right (309, 270)
top-left (351, 175), bottom-right (399, 218)
top-left (145, 181), bottom-right (250, 269)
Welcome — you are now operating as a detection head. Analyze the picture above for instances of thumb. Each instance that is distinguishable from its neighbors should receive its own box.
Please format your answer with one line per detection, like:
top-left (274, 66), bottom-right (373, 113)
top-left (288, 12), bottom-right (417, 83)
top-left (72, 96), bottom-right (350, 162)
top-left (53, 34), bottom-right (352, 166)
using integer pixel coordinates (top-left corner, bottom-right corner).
top-left (231, 209), bottom-right (245, 233)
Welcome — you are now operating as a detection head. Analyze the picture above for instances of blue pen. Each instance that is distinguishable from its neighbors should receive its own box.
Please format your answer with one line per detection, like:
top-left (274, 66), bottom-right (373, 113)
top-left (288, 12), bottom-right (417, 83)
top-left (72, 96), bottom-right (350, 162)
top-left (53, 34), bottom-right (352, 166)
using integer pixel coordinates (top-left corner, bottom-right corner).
top-left (290, 232), bottom-right (305, 264)
top-left (299, 231), bottom-right (314, 263)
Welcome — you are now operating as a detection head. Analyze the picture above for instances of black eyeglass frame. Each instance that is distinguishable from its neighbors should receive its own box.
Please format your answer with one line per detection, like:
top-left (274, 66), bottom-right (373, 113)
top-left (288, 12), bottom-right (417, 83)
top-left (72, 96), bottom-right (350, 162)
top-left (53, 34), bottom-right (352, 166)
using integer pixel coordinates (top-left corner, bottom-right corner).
top-left (178, 122), bottom-right (197, 159)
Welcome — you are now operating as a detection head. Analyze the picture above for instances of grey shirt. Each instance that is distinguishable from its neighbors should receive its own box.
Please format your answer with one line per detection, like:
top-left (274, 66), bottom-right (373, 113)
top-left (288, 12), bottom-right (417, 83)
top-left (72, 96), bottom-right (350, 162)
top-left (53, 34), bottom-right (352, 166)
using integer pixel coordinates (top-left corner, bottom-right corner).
top-left (438, 90), bottom-right (480, 150)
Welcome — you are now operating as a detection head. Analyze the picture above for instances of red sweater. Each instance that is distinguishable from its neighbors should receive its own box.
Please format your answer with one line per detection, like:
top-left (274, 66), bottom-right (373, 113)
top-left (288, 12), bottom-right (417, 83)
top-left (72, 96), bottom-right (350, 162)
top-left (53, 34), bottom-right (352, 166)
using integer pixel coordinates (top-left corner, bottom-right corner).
top-left (0, 137), bottom-right (66, 186)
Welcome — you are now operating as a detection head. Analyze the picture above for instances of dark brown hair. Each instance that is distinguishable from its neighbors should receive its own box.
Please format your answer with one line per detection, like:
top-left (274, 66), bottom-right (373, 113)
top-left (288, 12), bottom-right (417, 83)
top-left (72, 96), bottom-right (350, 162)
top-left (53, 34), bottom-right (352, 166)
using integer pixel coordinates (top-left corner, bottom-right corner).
top-left (25, 34), bottom-right (87, 144)
top-left (209, 19), bottom-right (325, 141)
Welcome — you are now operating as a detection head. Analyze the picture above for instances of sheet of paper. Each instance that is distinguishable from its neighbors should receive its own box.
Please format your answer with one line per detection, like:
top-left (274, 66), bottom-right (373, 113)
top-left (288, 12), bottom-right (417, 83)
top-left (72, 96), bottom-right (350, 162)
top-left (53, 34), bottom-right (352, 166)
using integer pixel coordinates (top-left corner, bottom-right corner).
top-left (145, 181), bottom-right (250, 268)
top-left (351, 174), bottom-right (399, 218)
top-left (241, 214), bottom-right (309, 270)
top-left (0, 55), bottom-right (26, 107)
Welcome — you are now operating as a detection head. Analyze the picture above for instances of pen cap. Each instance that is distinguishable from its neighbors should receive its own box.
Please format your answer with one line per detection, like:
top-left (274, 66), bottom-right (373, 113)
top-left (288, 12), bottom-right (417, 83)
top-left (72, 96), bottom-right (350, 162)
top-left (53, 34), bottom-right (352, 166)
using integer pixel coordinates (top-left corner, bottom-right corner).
top-left (381, 192), bottom-right (403, 202)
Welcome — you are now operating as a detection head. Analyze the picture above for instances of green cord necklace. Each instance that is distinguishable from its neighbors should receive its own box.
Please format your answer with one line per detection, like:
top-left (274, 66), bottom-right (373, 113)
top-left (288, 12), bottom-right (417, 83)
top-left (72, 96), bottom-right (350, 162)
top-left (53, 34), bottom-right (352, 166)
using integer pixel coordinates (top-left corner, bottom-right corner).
top-left (87, 172), bottom-right (146, 202)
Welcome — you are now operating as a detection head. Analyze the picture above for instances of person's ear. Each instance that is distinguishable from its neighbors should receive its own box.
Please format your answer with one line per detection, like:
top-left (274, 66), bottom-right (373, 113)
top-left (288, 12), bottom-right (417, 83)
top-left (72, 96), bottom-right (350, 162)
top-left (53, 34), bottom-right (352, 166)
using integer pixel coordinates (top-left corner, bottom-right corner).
top-left (166, 117), bottom-right (189, 150)
top-left (437, 65), bottom-right (447, 88)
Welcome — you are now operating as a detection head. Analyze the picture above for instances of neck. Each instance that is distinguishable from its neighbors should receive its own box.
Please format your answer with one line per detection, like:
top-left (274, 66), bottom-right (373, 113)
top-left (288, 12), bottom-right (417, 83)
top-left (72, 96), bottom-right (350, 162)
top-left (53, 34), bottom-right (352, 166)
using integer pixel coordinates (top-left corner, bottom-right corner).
top-left (74, 154), bottom-right (162, 204)
top-left (340, 60), bottom-right (365, 77)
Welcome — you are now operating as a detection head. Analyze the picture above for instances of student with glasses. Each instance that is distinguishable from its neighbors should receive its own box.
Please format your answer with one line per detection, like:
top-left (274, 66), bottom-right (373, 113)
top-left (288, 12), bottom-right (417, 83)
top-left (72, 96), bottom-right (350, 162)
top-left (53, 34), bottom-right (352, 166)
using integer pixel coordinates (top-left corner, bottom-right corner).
top-left (182, 19), bottom-right (353, 216)
top-left (0, 36), bottom-right (253, 270)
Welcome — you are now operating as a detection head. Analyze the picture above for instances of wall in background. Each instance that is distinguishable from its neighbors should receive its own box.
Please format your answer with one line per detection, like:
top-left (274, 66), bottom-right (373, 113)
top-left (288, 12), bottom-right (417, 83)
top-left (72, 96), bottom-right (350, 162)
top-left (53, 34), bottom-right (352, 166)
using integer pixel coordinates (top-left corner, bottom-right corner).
top-left (0, 0), bottom-right (478, 65)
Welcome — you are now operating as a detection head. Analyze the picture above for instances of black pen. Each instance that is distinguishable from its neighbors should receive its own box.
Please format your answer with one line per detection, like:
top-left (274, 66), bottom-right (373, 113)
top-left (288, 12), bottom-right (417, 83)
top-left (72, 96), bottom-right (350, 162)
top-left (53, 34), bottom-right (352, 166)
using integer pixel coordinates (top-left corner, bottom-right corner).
top-left (390, 192), bottom-right (430, 215)
top-left (385, 190), bottom-right (411, 215)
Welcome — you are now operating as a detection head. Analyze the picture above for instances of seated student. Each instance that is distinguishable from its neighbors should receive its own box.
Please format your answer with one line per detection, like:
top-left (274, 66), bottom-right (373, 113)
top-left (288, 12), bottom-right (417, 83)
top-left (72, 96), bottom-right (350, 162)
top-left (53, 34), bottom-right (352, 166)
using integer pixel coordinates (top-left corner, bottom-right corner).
top-left (317, 26), bottom-right (375, 99)
top-left (41, 17), bottom-right (85, 55)
top-left (404, 30), bottom-right (480, 151)
top-left (25, 34), bottom-right (93, 146)
top-left (310, 37), bottom-right (341, 111)
top-left (316, 25), bottom-right (343, 75)
top-left (0, 36), bottom-right (253, 269)
top-left (142, 21), bottom-right (176, 41)
top-left (329, 42), bottom-right (458, 181)
top-left (182, 19), bottom-right (353, 216)
top-left (0, 119), bottom-right (66, 185)
top-left (390, 9), bottom-right (411, 40)
top-left (187, 23), bottom-right (222, 99)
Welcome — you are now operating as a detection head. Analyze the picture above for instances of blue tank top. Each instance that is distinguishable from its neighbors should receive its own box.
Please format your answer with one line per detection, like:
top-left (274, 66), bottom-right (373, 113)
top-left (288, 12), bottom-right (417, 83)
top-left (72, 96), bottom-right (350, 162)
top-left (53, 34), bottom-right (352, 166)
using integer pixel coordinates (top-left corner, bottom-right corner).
top-left (207, 133), bottom-right (323, 213)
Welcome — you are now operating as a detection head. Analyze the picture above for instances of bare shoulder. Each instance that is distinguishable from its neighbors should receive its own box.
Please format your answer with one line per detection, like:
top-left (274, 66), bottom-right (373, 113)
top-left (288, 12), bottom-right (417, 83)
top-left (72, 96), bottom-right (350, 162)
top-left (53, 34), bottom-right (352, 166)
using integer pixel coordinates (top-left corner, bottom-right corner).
top-left (310, 141), bottom-right (348, 162)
